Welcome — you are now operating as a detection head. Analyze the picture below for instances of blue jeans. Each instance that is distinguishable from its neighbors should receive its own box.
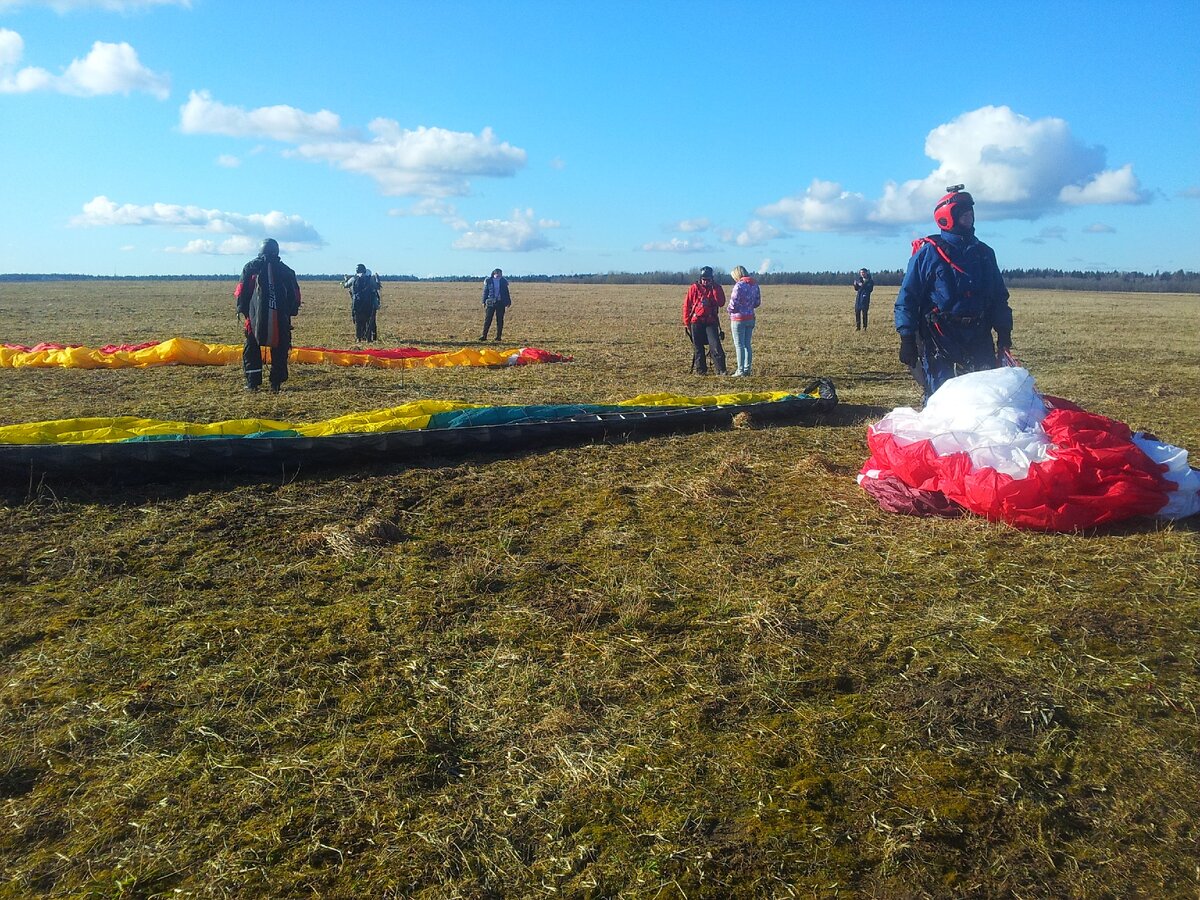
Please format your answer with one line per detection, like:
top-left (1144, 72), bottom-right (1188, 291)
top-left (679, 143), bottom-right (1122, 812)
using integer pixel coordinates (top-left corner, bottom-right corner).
top-left (731, 318), bottom-right (755, 373)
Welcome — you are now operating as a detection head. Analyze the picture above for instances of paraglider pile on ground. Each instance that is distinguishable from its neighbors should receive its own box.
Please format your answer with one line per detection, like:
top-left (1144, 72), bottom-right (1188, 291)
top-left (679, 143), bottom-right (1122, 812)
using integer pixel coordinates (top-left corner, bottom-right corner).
top-left (0, 381), bottom-right (838, 480)
top-left (859, 366), bottom-right (1200, 531)
top-left (0, 337), bottom-right (571, 369)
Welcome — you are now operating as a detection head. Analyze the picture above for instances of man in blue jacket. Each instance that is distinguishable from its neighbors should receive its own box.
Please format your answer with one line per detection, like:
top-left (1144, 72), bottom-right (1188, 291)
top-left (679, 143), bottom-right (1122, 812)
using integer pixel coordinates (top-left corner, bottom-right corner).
top-left (480, 267), bottom-right (512, 341)
top-left (894, 186), bottom-right (1013, 402)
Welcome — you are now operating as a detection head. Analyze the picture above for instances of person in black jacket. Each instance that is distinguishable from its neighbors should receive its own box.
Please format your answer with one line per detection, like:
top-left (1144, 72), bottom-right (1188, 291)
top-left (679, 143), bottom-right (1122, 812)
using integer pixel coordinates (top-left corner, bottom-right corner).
top-left (480, 267), bottom-right (512, 341)
top-left (343, 263), bottom-right (381, 341)
top-left (853, 268), bottom-right (874, 330)
top-left (234, 238), bottom-right (302, 392)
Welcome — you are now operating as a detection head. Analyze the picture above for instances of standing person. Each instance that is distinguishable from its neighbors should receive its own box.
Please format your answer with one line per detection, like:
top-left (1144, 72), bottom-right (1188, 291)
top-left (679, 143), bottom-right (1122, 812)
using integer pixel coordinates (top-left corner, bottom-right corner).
top-left (894, 185), bottom-right (1013, 402)
top-left (343, 264), bottom-right (381, 342)
top-left (480, 267), bottom-right (511, 341)
top-left (682, 265), bottom-right (727, 375)
top-left (853, 268), bottom-right (874, 330)
top-left (727, 265), bottom-right (761, 377)
top-left (234, 238), bottom-right (301, 392)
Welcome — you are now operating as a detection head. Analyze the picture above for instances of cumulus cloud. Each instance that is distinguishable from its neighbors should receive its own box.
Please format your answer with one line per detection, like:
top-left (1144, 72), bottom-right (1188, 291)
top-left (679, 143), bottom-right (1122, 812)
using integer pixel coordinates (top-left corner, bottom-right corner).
top-left (0, 0), bottom-right (189, 10)
top-left (757, 105), bottom-right (1149, 235)
top-left (675, 217), bottom-right (711, 233)
top-left (71, 195), bottom-right (324, 252)
top-left (641, 238), bottom-right (712, 253)
top-left (290, 120), bottom-right (527, 198)
top-left (180, 89), bottom-right (341, 142)
top-left (758, 259), bottom-right (771, 275)
top-left (452, 208), bottom-right (557, 252)
top-left (0, 29), bottom-right (168, 98)
top-left (733, 219), bottom-right (782, 246)
top-left (166, 236), bottom-right (261, 256)
top-left (1083, 223), bottom-right (1116, 234)
top-left (215, 154), bottom-right (240, 168)
top-left (178, 91), bottom-right (527, 199)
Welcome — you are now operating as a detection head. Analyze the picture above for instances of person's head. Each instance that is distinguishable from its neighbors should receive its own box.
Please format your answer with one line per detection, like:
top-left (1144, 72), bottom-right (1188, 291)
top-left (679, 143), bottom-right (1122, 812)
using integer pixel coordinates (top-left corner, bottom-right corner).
top-left (860, 268), bottom-right (869, 277)
top-left (492, 268), bottom-right (503, 278)
top-left (934, 185), bottom-right (975, 234)
top-left (356, 263), bottom-right (366, 274)
top-left (730, 265), bottom-right (749, 280)
top-left (259, 238), bottom-right (280, 259)
top-left (699, 265), bottom-right (714, 282)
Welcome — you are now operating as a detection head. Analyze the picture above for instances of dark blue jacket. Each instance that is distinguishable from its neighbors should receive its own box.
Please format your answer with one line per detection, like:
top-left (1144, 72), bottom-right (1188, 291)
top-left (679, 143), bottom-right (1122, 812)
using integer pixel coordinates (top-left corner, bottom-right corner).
top-left (482, 276), bottom-right (511, 308)
top-left (894, 231), bottom-right (1011, 337)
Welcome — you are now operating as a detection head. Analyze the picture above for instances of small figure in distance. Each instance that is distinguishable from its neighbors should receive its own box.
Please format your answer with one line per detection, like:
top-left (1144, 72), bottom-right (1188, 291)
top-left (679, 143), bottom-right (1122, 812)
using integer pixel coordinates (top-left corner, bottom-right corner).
top-left (682, 265), bottom-right (727, 376)
top-left (343, 263), bottom-right (382, 342)
top-left (727, 265), bottom-right (761, 377)
top-left (234, 238), bottom-right (301, 392)
top-left (480, 267), bottom-right (512, 342)
top-left (894, 185), bottom-right (1014, 403)
top-left (853, 267), bottom-right (874, 330)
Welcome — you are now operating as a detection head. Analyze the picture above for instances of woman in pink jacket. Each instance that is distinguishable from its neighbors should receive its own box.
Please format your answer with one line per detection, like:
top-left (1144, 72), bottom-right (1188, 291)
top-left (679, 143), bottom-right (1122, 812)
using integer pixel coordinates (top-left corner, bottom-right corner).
top-left (727, 265), bottom-right (761, 377)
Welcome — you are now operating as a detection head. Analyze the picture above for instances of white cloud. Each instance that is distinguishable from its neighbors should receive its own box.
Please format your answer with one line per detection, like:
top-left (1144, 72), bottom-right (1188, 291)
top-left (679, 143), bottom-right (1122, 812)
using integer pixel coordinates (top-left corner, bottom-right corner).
top-left (215, 154), bottom-right (240, 168)
top-left (757, 105), bottom-right (1149, 234)
top-left (676, 218), bottom-right (711, 233)
top-left (165, 236), bottom-right (260, 256)
top-left (758, 179), bottom-right (879, 233)
top-left (452, 208), bottom-right (557, 252)
top-left (71, 195), bottom-right (324, 252)
top-left (641, 238), bottom-right (712, 253)
top-left (1059, 164), bottom-right (1148, 205)
top-left (180, 89), bottom-right (341, 142)
top-left (0, 29), bottom-right (168, 98)
top-left (179, 91), bottom-right (527, 199)
top-left (549, 157), bottom-right (566, 170)
top-left (1178, 186), bottom-right (1200, 199)
top-left (733, 219), bottom-right (782, 246)
top-left (290, 120), bottom-right (527, 198)
top-left (1084, 223), bottom-right (1116, 234)
top-left (758, 259), bottom-right (771, 275)
top-left (0, 0), bottom-right (190, 10)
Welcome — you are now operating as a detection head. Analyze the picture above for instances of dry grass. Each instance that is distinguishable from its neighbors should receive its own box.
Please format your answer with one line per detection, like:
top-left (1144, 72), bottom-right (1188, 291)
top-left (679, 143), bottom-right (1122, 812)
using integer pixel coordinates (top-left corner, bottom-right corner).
top-left (0, 280), bottom-right (1198, 897)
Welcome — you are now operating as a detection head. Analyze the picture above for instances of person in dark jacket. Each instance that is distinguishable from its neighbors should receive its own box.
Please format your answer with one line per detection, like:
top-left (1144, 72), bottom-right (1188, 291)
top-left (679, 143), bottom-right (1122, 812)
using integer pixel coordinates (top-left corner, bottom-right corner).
top-left (682, 265), bottom-right (727, 375)
top-left (853, 268), bottom-right (874, 330)
top-left (480, 268), bottom-right (511, 341)
top-left (343, 263), bottom-right (381, 342)
top-left (894, 186), bottom-right (1013, 402)
top-left (234, 238), bottom-right (301, 392)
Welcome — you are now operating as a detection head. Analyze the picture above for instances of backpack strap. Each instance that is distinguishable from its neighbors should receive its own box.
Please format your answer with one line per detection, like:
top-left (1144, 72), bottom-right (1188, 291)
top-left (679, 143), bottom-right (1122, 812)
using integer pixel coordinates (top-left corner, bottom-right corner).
top-left (912, 234), bottom-right (968, 275)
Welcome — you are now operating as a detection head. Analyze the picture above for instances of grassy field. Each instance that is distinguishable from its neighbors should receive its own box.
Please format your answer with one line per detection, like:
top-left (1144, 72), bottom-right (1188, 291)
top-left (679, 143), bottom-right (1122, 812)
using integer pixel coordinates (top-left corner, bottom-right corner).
top-left (0, 280), bottom-right (1197, 898)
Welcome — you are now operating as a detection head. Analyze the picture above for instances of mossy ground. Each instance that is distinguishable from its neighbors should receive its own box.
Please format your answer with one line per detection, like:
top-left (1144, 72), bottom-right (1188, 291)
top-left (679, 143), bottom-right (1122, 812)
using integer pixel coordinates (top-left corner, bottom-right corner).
top-left (0, 281), bottom-right (1197, 897)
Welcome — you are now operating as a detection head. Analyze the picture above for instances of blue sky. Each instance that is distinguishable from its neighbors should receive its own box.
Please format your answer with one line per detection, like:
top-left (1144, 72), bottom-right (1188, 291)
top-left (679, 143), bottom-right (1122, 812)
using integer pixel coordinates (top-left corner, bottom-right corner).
top-left (1, 0), bottom-right (1197, 277)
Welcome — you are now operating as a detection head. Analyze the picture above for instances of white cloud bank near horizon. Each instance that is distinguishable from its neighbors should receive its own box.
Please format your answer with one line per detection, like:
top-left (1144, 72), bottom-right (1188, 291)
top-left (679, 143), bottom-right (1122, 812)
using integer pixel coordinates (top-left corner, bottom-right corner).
top-left (71, 195), bottom-right (324, 254)
top-left (452, 209), bottom-right (558, 253)
top-left (0, 28), bottom-right (168, 97)
top-left (755, 106), bottom-right (1150, 236)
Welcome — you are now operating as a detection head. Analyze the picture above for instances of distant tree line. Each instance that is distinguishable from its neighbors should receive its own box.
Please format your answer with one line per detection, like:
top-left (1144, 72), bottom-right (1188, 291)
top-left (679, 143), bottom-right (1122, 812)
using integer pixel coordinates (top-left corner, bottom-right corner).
top-left (2, 269), bottom-right (1197, 292)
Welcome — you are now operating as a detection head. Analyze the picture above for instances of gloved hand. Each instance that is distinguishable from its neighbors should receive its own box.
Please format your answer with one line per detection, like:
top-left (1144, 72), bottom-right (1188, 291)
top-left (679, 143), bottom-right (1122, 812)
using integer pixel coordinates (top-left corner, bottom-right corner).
top-left (899, 334), bottom-right (918, 367)
top-left (995, 331), bottom-right (1012, 350)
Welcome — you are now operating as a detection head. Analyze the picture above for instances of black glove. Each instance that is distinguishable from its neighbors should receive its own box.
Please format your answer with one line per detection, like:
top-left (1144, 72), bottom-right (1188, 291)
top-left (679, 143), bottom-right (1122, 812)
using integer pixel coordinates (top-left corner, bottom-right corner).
top-left (995, 331), bottom-right (1012, 350)
top-left (899, 334), bottom-right (918, 367)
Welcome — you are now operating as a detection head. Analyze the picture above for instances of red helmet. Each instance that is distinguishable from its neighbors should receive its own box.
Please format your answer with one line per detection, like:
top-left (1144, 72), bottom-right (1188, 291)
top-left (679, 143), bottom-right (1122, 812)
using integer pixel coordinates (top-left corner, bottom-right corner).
top-left (933, 184), bottom-right (974, 231)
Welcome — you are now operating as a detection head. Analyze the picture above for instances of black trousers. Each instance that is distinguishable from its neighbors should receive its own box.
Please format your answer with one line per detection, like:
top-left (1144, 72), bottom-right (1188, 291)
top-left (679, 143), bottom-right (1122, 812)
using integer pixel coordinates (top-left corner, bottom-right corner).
top-left (690, 322), bottom-right (727, 375)
top-left (243, 332), bottom-right (290, 389)
top-left (481, 304), bottom-right (506, 340)
top-left (855, 301), bottom-right (870, 329)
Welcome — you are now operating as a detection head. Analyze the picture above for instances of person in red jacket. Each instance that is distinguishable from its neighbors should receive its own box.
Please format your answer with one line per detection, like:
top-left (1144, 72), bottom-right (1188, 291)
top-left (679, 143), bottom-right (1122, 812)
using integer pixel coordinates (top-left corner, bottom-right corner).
top-left (682, 266), bottom-right (727, 375)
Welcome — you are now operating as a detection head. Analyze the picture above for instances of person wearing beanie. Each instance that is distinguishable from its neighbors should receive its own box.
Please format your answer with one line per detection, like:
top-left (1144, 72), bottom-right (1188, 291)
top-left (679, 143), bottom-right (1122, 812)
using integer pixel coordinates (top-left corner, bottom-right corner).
top-left (893, 186), bottom-right (1013, 402)
top-left (234, 238), bottom-right (302, 392)
top-left (727, 265), bottom-right (761, 376)
top-left (682, 265), bottom-right (727, 375)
